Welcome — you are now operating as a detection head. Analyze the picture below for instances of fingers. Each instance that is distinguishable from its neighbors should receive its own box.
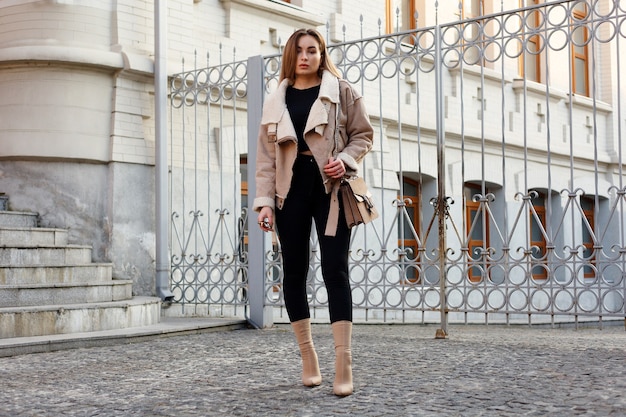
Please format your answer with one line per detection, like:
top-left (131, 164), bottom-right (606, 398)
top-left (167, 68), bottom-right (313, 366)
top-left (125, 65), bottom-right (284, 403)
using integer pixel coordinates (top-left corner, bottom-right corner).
top-left (333, 164), bottom-right (345, 178)
top-left (324, 158), bottom-right (345, 178)
top-left (332, 167), bottom-right (345, 178)
top-left (257, 208), bottom-right (273, 232)
top-left (258, 217), bottom-right (272, 231)
top-left (257, 214), bottom-right (272, 231)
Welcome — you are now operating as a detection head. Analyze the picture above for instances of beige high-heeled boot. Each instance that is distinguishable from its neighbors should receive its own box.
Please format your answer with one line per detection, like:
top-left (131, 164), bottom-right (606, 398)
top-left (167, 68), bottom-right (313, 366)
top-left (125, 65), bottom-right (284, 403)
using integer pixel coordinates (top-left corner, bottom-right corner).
top-left (331, 320), bottom-right (353, 396)
top-left (291, 318), bottom-right (322, 387)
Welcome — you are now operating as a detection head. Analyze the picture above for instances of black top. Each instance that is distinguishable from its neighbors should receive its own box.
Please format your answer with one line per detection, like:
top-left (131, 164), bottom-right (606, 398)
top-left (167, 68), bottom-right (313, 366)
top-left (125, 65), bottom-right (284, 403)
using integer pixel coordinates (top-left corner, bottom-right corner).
top-left (286, 84), bottom-right (320, 153)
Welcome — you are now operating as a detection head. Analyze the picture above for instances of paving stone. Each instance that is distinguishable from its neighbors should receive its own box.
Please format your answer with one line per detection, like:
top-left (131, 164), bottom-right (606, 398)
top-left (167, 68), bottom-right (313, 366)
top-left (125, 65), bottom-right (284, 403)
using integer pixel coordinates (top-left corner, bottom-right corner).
top-left (0, 324), bottom-right (624, 416)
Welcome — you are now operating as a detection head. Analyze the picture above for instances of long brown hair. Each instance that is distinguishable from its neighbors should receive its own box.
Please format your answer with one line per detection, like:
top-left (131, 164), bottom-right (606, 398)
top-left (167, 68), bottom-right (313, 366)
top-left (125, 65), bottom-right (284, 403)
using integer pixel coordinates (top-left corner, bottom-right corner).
top-left (279, 28), bottom-right (342, 83)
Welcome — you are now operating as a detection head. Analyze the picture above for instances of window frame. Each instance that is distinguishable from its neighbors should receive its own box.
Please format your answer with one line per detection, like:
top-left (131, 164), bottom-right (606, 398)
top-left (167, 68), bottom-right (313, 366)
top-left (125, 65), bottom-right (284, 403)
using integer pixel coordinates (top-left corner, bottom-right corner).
top-left (385, 0), bottom-right (416, 34)
top-left (464, 183), bottom-right (490, 283)
top-left (581, 196), bottom-right (596, 279)
top-left (529, 192), bottom-right (548, 280)
top-left (239, 156), bottom-right (249, 251)
top-left (459, 0), bottom-right (487, 67)
top-left (460, 0), bottom-right (485, 20)
top-left (397, 176), bottom-right (422, 284)
top-left (571, 2), bottom-right (590, 96)
top-left (520, 0), bottom-right (542, 82)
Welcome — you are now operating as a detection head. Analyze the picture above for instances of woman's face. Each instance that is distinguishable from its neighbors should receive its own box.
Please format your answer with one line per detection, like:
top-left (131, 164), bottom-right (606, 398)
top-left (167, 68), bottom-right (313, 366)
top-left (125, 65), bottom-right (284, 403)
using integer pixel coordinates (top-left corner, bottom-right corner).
top-left (294, 34), bottom-right (322, 79)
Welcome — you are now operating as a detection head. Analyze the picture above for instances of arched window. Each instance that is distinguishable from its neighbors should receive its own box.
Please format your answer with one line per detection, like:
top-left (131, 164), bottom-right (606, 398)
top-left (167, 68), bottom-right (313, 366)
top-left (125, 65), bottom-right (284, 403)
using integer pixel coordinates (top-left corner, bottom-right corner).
top-left (581, 196), bottom-right (595, 279)
top-left (529, 191), bottom-right (548, 280)
top-left (464, 183), bottom-right (490, 283)
top-left (398, 176), bottom-right (422, 283)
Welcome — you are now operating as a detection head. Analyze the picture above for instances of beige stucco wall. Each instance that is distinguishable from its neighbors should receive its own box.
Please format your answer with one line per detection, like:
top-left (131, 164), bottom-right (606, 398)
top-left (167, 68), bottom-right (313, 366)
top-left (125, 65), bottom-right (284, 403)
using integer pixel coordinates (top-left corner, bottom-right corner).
top-left (0, 0), bottom-right (157, 295)
top-left (0, 65), bottom-right (113, 161)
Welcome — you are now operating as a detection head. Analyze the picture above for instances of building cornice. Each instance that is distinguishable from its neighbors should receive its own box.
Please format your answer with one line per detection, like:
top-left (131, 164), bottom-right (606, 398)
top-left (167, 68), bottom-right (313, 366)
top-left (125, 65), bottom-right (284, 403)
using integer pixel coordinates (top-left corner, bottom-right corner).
top-left (219, 0), bottom-right (326, 27)
top-left (0, 45), bottom-right (154, 76)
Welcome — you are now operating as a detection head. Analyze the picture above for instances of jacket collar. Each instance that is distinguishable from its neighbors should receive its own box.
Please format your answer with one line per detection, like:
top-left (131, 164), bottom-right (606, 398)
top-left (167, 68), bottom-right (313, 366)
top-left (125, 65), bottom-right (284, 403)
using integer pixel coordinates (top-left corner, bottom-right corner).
top-left (261, 70), bottom-right (340, 124)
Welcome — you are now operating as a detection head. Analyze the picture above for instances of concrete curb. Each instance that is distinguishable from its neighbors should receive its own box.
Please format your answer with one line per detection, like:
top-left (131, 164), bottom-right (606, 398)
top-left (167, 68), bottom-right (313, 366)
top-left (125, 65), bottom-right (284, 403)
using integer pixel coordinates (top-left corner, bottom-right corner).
top-left (0, 317), bottom-right (248, 357)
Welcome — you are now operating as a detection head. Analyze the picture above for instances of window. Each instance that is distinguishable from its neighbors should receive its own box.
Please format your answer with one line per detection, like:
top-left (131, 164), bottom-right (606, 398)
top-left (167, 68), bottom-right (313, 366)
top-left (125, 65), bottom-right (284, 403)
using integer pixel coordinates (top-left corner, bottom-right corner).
top-left (460, 0), bottom-right (486, 66)
top-left (460, 0), bottom-right (485, 20)
top-left (465, 184), bottom-right (490, 283)
top-left (239, 156), bottom-right (249, 258)
top-left (529, 192), bottom-right (547, 280)
top-left (520, 0), bottom-right (542, 82)
top-left (398, 177), bottom-right (421, 283)
top-left (386, 0), bottom-right (416, 33)
top-left (581, 196), bottom-right (595, 278)
top-left (571, 2), bottom-right (590, 96)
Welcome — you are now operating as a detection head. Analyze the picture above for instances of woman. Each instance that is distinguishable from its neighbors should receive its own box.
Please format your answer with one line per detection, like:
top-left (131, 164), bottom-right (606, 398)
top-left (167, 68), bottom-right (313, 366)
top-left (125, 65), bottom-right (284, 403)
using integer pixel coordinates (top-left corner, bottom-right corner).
top-left (253, 28), bottom-right (374, 397)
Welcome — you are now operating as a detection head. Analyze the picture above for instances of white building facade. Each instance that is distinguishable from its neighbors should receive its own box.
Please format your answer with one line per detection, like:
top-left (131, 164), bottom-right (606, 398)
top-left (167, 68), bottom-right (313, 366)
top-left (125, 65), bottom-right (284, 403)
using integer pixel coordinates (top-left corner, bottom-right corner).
top-left (1, 0), bottom-right (624, 328)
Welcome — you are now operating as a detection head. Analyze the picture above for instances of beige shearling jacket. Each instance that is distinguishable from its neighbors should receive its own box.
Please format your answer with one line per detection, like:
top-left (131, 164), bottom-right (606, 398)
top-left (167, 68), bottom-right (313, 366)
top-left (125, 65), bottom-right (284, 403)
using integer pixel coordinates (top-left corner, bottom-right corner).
top-left (253, 70), bottom-right (374, 236)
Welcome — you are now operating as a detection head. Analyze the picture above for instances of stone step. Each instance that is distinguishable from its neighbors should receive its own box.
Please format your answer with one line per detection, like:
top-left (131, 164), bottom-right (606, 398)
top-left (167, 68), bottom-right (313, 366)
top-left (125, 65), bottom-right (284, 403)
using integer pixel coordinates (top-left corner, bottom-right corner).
top-left (0, 245), bottom-right (93, 266)
top-left (0, 264), bottom-right (112, 285)
top-left (0, 280), bottom-right (132, 308)
top-left (0, 227), bottom-right (69, 247)
top-left (0, 211), bottom-right (38, 228)
top-left (0, 296), bottom-right (161, 338)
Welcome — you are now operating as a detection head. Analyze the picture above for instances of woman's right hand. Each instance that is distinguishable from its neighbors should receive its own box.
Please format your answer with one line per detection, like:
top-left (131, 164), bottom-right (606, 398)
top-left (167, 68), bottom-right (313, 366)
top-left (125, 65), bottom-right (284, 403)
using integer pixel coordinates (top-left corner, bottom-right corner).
top-left (257, 207), bottom-right (274, 232)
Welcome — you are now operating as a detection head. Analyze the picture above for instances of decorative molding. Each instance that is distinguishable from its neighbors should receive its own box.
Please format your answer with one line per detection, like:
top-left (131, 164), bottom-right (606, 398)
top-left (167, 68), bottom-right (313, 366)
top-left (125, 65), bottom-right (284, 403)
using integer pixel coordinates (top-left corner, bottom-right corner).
top-left (220, 0), bottom-right (325, 26)
top-left (0, 45), bottom-right (154, 76)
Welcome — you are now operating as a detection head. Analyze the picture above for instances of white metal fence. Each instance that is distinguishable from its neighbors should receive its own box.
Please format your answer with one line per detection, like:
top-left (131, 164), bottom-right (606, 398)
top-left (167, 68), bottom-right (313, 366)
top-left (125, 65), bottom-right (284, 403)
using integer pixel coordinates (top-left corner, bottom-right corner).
top-left (169, 0), bottom-right (626, 330)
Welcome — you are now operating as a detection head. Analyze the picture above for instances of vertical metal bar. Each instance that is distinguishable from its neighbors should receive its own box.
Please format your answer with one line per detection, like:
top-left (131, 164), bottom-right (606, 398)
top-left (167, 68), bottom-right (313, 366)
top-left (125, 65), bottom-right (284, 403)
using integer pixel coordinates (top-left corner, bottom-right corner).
top-left (205, 53), bottom-right (212, 313)
top-left (458, 19), bottom-right (468, 327)
top-left (567, 0), bottom-right (581, 327)
top-left (588, 0), bottom-right (602, 321)
top-left (229, 50), bottom-right (241, 317)
top-left (498, 7), bottom-right (509, 326)
top-left (193, 52), bottom-right (199, 303)
top-left (155, 0), bottom-right (174, 302)
top-left (612, 0), bottom-right (626, 326)
top-left (479, 41), bottom-right (488, 325)
top-left (565, 1), bottom-right (578, 325)
top-left (435, 22), bottom-right (448, 339)
top-left (247, 55), bottom-right (273, 328)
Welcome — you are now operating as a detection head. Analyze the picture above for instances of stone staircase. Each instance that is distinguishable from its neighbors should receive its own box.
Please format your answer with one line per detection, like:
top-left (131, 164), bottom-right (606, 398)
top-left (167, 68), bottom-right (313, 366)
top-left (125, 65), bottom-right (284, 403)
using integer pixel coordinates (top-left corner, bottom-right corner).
top-left (0, 205), bottom-right (161, 339)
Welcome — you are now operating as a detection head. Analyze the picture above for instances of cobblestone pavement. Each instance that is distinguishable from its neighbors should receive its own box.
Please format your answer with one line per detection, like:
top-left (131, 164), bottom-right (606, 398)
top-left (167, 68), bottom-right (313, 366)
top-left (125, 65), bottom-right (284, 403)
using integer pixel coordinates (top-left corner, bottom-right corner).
top-left (0, 323), bottom-right (624, 417)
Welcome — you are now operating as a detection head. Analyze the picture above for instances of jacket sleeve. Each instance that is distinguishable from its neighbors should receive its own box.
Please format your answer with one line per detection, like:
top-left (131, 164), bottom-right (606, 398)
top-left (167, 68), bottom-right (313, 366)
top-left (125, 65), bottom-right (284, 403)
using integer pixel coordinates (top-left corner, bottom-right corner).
top-left (252, 123), bottom-right (277, 212)
top-left (335, 82), bottom-right (374, 174)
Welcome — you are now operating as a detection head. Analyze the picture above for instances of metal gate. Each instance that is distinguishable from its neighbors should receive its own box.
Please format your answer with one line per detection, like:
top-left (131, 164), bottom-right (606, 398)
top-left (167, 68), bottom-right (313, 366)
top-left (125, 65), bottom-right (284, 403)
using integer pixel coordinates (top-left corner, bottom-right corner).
top-left (168, 0), bottom-right (626, 330)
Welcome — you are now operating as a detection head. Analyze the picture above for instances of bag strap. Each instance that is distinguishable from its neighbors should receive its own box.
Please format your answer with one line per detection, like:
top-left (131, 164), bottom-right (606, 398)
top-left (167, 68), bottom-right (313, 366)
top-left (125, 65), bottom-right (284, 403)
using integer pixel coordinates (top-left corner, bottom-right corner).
top-left (332, 100), bottom-right (341, 158)
top-left (326, 95), bottom-right (344, 237)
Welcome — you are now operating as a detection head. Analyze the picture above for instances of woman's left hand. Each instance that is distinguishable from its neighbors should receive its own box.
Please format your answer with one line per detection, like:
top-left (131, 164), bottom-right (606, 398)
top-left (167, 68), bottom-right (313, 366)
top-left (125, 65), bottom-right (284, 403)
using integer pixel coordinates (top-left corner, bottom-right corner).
top-left (324, 157), bottom-right (346, 179)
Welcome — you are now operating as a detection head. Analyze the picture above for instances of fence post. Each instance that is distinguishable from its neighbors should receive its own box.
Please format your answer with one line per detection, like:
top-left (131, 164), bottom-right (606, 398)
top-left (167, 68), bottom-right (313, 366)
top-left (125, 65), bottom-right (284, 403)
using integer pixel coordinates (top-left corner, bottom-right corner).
top-left (247, 55), bottom-right (273, 328)
top-left (154, 0), bottom-right (174, 302)
top-left (434, 23), bottom-right (448, 339)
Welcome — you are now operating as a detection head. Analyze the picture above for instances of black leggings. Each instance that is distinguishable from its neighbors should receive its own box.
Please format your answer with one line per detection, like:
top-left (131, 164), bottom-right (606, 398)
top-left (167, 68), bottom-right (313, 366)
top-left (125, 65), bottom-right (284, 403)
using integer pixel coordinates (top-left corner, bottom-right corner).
top-left (275, 154), bottom-right (352, 323)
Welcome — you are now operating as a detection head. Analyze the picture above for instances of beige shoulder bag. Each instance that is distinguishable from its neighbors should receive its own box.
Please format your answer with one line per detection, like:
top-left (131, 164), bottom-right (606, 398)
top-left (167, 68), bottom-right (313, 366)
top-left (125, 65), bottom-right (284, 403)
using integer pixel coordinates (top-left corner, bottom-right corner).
top-left (333, 100), bottom-right (378, 228)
